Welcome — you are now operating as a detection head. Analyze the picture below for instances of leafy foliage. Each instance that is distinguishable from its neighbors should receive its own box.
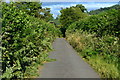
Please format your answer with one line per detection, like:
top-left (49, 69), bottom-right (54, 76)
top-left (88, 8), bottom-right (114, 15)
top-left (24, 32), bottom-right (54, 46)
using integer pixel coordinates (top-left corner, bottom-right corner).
top-left (75, 4), bottom-right (87, 12)
top-left (89, 4), bottom-right (120, 15)
top-left (59, 5), bottom-right (88, 28)
top-left (66, 30), bottom-right (120, 78)
top-left (68, 9), bottom-right (120, 37)
top-left (59, 4), bottom-right (88, 37)
top-left (12, 2), bottom-right (53, 21)
top-left (65, 4), bottom-right (120, 79)
top-left (1, 2), bottom-right (61, 78)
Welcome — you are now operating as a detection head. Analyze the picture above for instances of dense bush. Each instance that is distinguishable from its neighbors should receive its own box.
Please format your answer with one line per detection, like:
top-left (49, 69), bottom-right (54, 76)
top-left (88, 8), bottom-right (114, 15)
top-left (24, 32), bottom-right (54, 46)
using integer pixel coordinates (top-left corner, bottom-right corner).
top-left (1, 2), bottom-right (61, 78)
top-left (66, 30), bottom-right (120, 78)
top-left (66, 6), bottom-right (120, 78)
top-left (68, 9), bottom-right (120, 37)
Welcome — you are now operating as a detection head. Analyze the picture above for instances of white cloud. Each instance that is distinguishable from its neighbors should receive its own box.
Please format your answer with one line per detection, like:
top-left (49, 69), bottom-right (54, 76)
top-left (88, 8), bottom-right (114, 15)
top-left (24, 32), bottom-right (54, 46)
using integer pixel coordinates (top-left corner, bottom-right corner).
top-left (41, 0), bottom-right (119, 2)
top-left (42, 2), bottom-right (118, 18)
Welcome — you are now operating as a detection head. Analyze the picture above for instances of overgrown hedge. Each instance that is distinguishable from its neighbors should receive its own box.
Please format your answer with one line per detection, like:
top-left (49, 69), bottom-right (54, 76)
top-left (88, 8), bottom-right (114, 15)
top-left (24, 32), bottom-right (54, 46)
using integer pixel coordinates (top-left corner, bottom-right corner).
top-left (68, 9), bottom-right (120, 37)
top-left (66, 8), bottom-right (120, 78)
top-left (1, 2), bottom-right (61, 78)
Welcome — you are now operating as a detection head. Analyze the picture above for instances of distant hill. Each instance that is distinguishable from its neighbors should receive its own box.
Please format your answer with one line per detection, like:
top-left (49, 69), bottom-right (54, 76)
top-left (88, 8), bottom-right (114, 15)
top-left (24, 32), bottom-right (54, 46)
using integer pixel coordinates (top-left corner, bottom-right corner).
top-left (89, 4), bottom-right (120, 15)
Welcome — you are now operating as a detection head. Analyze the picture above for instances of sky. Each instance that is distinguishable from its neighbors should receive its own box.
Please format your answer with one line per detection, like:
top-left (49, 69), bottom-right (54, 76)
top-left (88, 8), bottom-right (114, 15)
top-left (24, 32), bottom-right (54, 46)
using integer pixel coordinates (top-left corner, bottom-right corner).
top-left (3, 0), bottom-right (119, 18)
top-left (3, 0), bottom-right (120, 2)
top-left (41, 0), bottom-right (120, 2)
top-left (42, 2), bottom-right (118, 18)
top-left (41, 0), bottom-right (119, 18)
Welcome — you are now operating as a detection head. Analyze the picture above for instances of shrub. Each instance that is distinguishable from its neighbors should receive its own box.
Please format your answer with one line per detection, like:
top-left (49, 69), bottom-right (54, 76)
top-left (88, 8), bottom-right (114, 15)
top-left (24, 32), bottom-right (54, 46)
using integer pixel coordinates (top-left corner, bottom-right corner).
top-left (66, 30), bottom-right (120, 78)
top-left (1, 2), bottom-right (61, 78)
top-left (68, 9), bottom-right (119, 37)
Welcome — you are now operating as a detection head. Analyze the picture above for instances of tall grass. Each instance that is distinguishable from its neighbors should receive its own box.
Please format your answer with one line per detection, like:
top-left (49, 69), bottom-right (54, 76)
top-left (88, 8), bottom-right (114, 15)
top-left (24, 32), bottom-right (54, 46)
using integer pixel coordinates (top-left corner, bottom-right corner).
top-left (66, 30), bottom-right (120, 78)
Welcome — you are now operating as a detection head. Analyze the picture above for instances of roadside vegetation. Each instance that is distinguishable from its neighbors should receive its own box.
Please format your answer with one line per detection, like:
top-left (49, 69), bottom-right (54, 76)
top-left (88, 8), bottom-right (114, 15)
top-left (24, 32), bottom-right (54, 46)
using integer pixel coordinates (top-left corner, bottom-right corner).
top-left (59, 3), bottom-right (120, 78)
top-left (66, 30), bottom-right (120, 78)
top-left (1, 1), bottom-right (120, 79)
top-left (1, 2), bottom-right (61, 78)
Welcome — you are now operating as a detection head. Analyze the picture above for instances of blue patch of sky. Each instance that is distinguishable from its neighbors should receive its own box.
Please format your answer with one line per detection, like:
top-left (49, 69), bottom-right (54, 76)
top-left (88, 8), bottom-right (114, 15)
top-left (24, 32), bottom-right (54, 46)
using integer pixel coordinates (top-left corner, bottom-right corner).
top-left (42, 2), bottom-right (118, 18)
top-left (5, 0), bottom-right (10, 3)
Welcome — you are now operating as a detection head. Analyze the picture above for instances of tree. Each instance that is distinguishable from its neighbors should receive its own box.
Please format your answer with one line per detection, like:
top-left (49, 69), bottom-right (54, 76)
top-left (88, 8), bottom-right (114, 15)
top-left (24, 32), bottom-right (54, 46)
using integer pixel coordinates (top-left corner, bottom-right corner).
top-left (89, 4), bottom-right (120, 15)
top-left (13, 2), bottom-right (53, 21)
top-left (59, 5), bottom-right (88, 28)
top-left (40, 8), bottom-right (53, 21)
top-left (59, 5), bottom-right (88, 37)
top-left (75, 4), bottom-right (87, 12)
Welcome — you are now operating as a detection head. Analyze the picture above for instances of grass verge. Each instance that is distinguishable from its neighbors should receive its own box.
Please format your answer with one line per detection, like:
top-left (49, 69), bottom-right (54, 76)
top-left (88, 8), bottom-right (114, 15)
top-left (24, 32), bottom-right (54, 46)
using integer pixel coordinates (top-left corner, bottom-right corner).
top-left (66, 30), bottom-right (120, 78)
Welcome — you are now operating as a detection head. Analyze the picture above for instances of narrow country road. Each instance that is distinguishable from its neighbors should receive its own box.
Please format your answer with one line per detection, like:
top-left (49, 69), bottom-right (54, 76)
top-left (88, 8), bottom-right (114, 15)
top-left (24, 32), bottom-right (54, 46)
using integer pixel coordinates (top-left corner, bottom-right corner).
top-left (40, 38), bottom-right (100, 78)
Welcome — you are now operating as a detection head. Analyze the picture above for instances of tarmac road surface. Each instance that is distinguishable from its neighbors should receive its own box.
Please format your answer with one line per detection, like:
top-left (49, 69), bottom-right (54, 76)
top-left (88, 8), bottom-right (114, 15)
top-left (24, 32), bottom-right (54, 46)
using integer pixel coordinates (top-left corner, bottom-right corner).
top-left (40, 38), bottom-right (100, 78)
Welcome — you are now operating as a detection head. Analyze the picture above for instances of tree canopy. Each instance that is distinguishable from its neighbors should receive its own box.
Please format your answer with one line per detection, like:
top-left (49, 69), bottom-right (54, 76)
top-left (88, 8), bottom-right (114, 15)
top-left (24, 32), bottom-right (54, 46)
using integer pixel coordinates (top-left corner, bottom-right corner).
top-left (59, 4), bottom-right (88, 28)
top-left (12, 2), bottom-right (53, 21)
